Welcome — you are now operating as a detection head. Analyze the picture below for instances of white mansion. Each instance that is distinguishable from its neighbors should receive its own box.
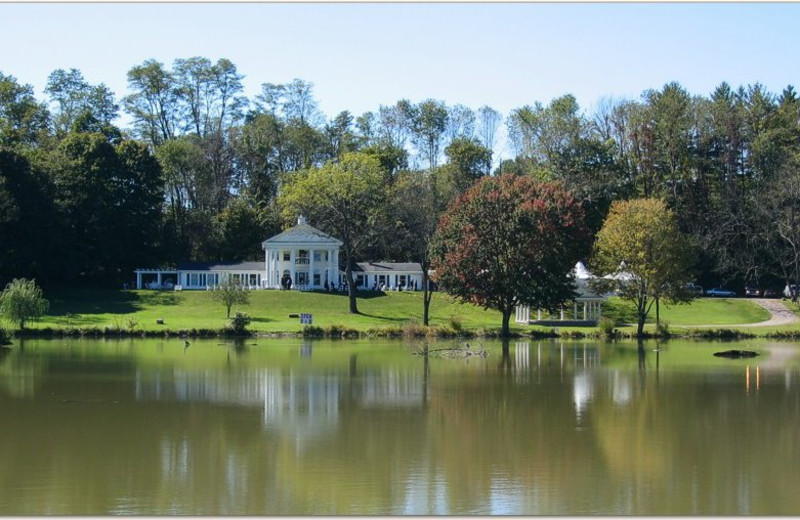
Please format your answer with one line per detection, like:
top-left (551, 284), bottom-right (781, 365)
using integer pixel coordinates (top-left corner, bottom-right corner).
top-left (135, 216), bottom-right (426, 292)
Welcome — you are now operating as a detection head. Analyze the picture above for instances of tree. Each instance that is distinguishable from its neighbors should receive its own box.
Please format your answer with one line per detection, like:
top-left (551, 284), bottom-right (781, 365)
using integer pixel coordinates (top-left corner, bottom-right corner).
top-left (592, 198), bottom-right (695, 339)
top-left (210, 277), bottom-right (250, 318)
top-left (408, 99), bottom-right (449, 171)
top-left (45, 68), bottom-right (119, 135)
top-left (279, 153), bottom-right (387, 314)
top-left (389, 172), bottom-right (440, 325)
top-left (0, 278), bottom-right (49, 330)
top-left (435, 136), bottom-right (492, 201)
top-left (430, 174), bottom-right (588, 337)
top-left (0, 71), bottom-right (50, 147)
top-left (123, 59), bottom-right (178, 146)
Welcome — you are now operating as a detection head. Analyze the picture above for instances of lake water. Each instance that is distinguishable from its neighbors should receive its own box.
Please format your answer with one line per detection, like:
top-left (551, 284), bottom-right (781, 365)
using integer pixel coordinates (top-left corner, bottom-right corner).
top-left (1, 337), bottom-right (799, 515)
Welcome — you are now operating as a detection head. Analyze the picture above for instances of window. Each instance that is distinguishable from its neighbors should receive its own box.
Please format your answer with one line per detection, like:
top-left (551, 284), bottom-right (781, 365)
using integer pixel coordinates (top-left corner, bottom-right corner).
top-left (313, 251), bottom-right (321, 261)
top-left (283, 251), bottom-right (290, 261)
top-left (356, 274), bottom-right (365, 286)
top-left (249, 274), bottom-right (258, 286)
top-left (190, 273), bottom-right (199, 286)
top-left (313, 273), bottom-right (321, 286)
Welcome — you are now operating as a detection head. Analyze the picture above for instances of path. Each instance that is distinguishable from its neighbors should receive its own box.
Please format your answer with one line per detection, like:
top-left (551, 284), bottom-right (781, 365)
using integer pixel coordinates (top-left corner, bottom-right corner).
top-left (685, 298), bottom-right (800, 328)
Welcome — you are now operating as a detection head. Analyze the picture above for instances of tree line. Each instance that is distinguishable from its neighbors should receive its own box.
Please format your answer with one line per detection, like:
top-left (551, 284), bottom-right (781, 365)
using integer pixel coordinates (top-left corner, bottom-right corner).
top-left (1, 57), bottom-right (800, 296)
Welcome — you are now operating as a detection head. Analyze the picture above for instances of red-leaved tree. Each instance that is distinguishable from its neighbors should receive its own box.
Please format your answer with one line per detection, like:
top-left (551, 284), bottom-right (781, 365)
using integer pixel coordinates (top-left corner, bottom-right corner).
top-left (430, 174), bottom-right (588, 337)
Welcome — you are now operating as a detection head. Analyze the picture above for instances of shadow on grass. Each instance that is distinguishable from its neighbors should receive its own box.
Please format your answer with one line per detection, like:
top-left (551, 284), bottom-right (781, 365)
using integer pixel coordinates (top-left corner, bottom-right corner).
top-left (356, 312), bottom-right (407, 322)
top-left (47, 314), bottom-right (107, 327)
top-left (248, 317), bottom-right (274, 324)
top-left (601, 299), bottom-right (639, 325)
top-left (46, 289), bottom-right (183, 318)
top-left (307, 290), bottom-right (389, 300)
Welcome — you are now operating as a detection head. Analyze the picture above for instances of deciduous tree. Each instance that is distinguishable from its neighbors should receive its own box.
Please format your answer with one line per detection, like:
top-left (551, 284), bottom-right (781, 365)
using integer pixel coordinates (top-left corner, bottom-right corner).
top-left (430, 174), bottom-right (587, 337)
top-left (210, 277), bottom-right (250, 318)
top-left (591, 198), bottom-right (694, 338)
top-left (279, 153), bottom-right (387, 314)
top-left (0, 278), bottom-right (49, 330)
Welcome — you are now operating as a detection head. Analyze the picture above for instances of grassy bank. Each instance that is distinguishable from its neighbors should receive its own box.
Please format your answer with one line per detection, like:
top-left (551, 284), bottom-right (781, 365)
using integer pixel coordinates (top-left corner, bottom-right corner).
top-left (1, 289), bottom-right (794, 339)
top-left (26, 289), bottom-right (517, 336)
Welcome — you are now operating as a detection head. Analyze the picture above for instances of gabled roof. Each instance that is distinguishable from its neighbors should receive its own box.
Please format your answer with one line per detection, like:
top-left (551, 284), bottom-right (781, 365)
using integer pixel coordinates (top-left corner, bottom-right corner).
top-left (262, 216), bottom-right (343, 247)
top-left (178, 261), bottom-right (265, 272)
top-left (354, 262), bottom-right (423, 273)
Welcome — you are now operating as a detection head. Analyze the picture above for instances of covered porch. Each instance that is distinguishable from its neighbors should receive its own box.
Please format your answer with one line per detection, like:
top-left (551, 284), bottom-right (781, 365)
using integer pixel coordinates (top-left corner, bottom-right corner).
top-left (134, 269), bottom-right (178, 290)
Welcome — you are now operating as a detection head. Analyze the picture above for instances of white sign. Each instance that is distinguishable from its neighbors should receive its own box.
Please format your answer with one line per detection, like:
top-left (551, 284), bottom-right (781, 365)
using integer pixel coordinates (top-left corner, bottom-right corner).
top-left (300, 313), bottom-right (313, 324)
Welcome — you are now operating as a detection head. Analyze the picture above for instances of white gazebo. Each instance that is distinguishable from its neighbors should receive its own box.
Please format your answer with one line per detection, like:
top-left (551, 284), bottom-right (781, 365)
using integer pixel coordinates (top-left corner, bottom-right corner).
top-left (515, 261), bottom-right (606, 325)
top-left (261, 216), bottom-right (343, 290)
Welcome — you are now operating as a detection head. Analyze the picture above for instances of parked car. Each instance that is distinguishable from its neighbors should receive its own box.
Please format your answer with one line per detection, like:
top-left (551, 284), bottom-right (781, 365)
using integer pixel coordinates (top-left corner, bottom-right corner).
top-left (685, 283), bottom-right (704, 295)
top-left (706, 287), bottom-right (736, 297)
top-left (745, 286), bottom-right (761, 297)
top-left (763, 288), bottom-right (779, 298)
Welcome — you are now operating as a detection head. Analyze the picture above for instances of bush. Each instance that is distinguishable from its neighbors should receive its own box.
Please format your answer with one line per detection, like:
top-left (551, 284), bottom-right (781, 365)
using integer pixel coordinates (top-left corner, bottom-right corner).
top-left (0, 278), bottom-right (49, 330)
top-left (448, 315), bottom-right (464, 332)
top-left (655, 320), bottom-right (671, 337)
top-left (598, 316), bottom-right (617, 338)
top-left (228, 312), bottom-right (251, 335)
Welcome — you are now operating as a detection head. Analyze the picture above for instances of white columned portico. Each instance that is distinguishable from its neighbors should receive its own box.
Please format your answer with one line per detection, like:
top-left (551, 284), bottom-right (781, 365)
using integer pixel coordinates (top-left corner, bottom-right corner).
top-left (261, 215), bottom-right (342, 291)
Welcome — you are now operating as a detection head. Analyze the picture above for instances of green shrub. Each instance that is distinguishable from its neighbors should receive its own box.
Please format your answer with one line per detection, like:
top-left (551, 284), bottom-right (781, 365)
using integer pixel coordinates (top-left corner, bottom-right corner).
top-left (228, 312), bottom-right (251, 335)
top-left (598, 316), bottom-right (617, 338)
top-left (655, 320), bottom-right (670, 337)
top-left (448, 315), bottom-right (464, 332)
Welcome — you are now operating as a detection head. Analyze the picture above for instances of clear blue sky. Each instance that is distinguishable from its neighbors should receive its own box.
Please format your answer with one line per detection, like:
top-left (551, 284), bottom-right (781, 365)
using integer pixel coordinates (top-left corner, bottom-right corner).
top-left (2, 2), bottom-right (798, 121)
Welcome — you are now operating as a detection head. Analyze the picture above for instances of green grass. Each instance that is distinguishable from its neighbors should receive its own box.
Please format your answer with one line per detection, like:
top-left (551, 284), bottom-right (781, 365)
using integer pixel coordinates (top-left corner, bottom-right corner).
top-left (5, 289), bottom-right (795, 338)
top-left (24, 289), bottom-right (520, 335)
top-left (602, 297), bottom-right (771, 326)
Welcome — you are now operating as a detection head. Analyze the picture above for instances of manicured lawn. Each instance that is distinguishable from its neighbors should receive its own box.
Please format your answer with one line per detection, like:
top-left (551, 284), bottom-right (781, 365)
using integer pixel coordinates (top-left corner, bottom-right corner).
top-left (5, 289), bottom-right (789, 336)
top-left (602, 297), bottom-right (771, 327)
top-left (27, 289), bottom-right (519, 334)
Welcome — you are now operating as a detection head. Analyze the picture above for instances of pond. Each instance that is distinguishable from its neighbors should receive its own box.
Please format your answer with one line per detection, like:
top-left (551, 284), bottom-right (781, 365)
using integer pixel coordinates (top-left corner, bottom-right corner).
top-left (0, 337), bottom-right (799, 515)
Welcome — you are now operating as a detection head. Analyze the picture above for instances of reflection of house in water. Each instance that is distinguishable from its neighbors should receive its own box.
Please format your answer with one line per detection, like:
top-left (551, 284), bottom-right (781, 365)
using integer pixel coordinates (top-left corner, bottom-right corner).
top-left (135, 366), bottom-right (426, 444)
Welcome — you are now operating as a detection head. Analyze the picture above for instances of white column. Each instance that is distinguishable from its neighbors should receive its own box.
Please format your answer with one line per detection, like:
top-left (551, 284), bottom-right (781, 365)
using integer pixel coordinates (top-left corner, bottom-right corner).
top-left (309, 249), bottom-right (315, 288)
top-left (136, 272), bottom-right (142, 289)
top-left (264, 248), bottom-right (272, 287)
top-left (560, 308), bottom-right (565, 320)
top-left (583, 302), bottom-right (588, 320)
top-left (328, 248), bottom-right (334, 285)
top-left (157, 272), bottom-right (162, 287)
top-left (537, 309), bottom-right (542, 320)
top-left (290, 249), bottom-right (296, 288)
top-left (574, 302), bottom-right (578, 319)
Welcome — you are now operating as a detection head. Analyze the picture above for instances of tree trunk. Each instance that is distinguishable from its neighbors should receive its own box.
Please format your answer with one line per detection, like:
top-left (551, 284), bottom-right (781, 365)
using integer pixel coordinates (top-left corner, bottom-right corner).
top-left (344, 253), bottom-right (358, 314)
top-left (422, 270), bottom-right (432, 326)
top-left (656, 297), bottom-right (660, 327)
top-left (501, 309), bottom-right (512, 337)
top-left (636, 314), bottom-right (645, 338)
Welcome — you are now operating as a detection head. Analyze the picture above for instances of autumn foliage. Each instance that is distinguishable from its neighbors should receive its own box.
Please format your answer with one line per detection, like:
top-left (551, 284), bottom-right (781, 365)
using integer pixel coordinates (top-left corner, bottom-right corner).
top-left (430, 174), bottom-right (588, 336)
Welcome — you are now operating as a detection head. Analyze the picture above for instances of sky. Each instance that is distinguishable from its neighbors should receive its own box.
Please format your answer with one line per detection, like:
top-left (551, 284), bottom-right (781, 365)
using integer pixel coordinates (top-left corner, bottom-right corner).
top-left (2, 2), bottom-right (799, 153)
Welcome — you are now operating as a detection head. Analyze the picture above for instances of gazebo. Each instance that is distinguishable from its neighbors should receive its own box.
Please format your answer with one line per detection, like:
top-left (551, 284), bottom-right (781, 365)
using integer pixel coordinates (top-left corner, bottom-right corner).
top-left (515, 261), bottom-right (606, 325)
top-left (261, 216), bottom-right (343, 290)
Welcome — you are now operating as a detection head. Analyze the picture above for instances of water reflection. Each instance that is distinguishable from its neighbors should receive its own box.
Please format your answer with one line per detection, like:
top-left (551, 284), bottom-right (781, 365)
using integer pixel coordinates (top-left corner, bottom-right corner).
top-left (0, 338), bottom-right (800, 514)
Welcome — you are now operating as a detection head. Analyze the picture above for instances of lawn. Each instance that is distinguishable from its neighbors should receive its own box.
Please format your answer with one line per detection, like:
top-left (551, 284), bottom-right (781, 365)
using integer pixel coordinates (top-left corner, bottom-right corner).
top-left (6, 289), bottom-right (788, 336)
top-left (602, 297), bottom-right (771, 327)
top-left (28, 289), bottom-right (517, 334)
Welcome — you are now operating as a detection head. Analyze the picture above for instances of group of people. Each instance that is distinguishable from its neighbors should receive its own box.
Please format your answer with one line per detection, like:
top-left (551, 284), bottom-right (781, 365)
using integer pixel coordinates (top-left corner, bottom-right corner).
top-left (369, 280), bottom-right (418, 292)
